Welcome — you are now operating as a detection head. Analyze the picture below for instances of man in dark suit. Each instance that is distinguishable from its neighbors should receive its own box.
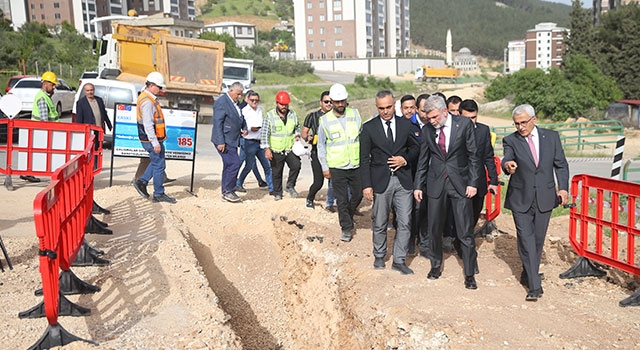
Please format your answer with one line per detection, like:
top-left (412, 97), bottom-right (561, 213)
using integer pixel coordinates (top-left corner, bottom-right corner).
top-left (212, 81), bottom-right (247, 203)
top-left (75, 83), bottom-right (113, 131)
top-left (460, 99), bottom-right (499, 231)
top-left (502, 104), bottom-right (569, 301)
top-left (413, 95), bottom-right (481, 289)
top-left (360, 90), bottom-right (419, 274)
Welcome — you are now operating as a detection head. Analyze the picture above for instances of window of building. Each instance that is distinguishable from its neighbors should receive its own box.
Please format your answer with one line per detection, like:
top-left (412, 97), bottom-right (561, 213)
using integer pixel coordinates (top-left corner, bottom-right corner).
top-left (320, 15), bottom-right (325, 21)
top-left (321, 40), bottom-right (326, 47)
top-left (55, 13), bottom-right (61, 19)
top-left (321, 52), bottom-right (327, 59)
top-left (308, 15), bottom-right (313, 22)
top-left (54, 3), bottom-right (60, 8)
top-left (335, 27), bottom-right (341, 34)
top-left (40, 3), bottom-right (44, 9)
top-left (308, 28), bottom-right (313, 35)
top-left (309, 40), bottom-right (314, 48)
top-left (334, 1), bottom-right (342, 10)
top-left (32, 14), bottom-right (35, 20)
top-left (307, 2), bottom-right (312, 9)
top-left (335, 40), bottom-right (342, 47)
top-left (320, 27), bottom-right (325, 34)
top-left (334, 14), bottom-right (342, 21)
top-left (237, 27), bottom-right (243, 34)
top-left (335, 51), bottom-right (343, 58)
top-left (41, 14), bottom-right (45, 19)
top-left (30, 4), bottom-right (34, 9)
top-left (248, 27), bottom-right (253, 35)
top-left (310, 53), bottom-right (314, 59)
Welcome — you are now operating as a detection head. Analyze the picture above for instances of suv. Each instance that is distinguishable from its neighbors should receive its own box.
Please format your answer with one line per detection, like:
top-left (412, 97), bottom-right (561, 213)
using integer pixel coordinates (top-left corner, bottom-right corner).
top-left (5, 75), bottom-right (37, 93)
top-left (7, 77), bottom-right (76, 115)
top-left (79, 71), bottom-right (99, 86)
top-left (73, 79), bottom-right (143, 145)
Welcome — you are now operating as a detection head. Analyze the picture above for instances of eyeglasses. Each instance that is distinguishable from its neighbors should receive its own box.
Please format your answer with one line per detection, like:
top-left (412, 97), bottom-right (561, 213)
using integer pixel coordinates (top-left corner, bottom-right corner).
top-left (249, 99), bottom-right (259, 102)
top-left (513, 115), bottom-right (535, 128)
top-left (322, 100), bottom-right (332, 104)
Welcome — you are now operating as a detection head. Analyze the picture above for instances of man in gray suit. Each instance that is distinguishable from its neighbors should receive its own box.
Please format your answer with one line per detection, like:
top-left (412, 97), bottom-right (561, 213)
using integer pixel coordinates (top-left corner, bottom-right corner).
top-left (414, 95), bottom-right (481, 289)
top-left (502, 104), bottom-right (569, 301)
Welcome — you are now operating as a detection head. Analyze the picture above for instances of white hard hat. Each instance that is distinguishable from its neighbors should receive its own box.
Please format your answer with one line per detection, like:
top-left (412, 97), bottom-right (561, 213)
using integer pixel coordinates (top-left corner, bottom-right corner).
top-left (329, 83), bottom-right (348, 101)
top-left (292, 140), bottom-right (309, 157)
top-left (146, 71), bottom-right (166, 88)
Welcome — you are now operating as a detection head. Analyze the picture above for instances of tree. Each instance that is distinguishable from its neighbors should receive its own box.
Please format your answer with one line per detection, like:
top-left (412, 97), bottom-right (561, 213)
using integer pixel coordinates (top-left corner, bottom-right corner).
top-left (199, 31), bottom-right (244, 58)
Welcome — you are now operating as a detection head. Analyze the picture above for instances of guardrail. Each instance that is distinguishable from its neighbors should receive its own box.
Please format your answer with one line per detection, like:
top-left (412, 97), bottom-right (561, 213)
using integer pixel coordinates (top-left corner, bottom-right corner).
top-left (622, 159), bottom-right (640, 183)
top-left (491, 120), bottom-right (624, 154)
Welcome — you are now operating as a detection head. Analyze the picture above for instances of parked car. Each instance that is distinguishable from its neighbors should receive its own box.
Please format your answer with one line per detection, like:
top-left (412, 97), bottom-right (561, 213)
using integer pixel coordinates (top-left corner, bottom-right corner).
top-left (79, 71), bottom-right (99, 86)
top-left (5, 75), bottom-right (37, 93)
top-left (72, 79), bottom-right (142, 145)
top-left (7, 77), bottom-right (76, 115)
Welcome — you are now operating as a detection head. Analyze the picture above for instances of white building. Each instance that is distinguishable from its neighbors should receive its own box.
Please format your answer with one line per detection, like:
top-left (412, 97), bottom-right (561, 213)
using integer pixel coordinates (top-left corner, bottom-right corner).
top-left (453, 47), bottom-right (478, 72)
top-left (525, 22), bottom-right (568, 71)
top-left (202, 21), bottom-right (256, 49)
top-left (507, 39), bottom-right (525, 74)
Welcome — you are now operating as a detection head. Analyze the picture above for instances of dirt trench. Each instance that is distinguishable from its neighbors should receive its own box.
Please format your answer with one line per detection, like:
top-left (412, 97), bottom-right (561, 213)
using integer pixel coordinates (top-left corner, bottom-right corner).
top-left (173, 190), bottom-right (448, 350)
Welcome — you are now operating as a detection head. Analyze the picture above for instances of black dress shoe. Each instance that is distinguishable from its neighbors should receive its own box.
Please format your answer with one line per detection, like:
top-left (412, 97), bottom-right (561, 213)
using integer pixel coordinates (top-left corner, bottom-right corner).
top-left (427, 267), bottom-right (441, 280)
top-left (464, 276), bottom-right (478, 290)
top-left (152, 193), bottom-right (177, 204)
top-left (392, 262), bottom-right (414, 275)
top-left (133, 180), bottom-right (149, 198)
top-left (373, 257), bottom-right (385, 269)
top-left (526, 288), bottom-right (543, 301)
top-left (258, 181), bottom-right (268, 188)
top-left (20, 175), bottom-right (41, 183)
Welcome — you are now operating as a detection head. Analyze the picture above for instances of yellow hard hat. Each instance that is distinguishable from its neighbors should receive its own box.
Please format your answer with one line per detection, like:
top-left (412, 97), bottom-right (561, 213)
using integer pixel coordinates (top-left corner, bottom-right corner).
top-left (41, 71), bottom-right (58, 85)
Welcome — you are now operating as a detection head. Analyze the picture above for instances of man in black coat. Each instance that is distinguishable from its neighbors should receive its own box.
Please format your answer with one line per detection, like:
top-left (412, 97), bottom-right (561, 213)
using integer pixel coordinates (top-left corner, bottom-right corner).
top-left (75, 83), bottom-right (112, 131)
top-left (360, 90), bottom-right (419, 274)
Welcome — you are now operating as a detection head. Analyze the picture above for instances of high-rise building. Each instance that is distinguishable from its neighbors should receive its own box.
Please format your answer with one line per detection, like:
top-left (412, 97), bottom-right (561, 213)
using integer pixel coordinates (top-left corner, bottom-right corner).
top-left (294, 0), bottom-right (410, 60)
top-left (524, 22), bottom-right (568, 71)
top-left (507, 39), bottom-right (526, 74)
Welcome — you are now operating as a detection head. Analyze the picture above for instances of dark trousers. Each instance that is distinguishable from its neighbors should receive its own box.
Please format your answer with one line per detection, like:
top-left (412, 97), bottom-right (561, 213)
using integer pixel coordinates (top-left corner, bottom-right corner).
top-left (218, 146), bottom-right (241, 194)
top-left (307, 149), bottom-right (326, 201)
top-left (471, 193), bottom-right (485, 228)
top-left (270, 151), bottom-right (301, 196)
top-left (329, 168), bottom-right (362, 230)
top-left (427, 178), bottom-right (478, 277)
top-left (512, 198), bottom-right (551, 291)
top-left (414, 195), bottom-right (429, 254)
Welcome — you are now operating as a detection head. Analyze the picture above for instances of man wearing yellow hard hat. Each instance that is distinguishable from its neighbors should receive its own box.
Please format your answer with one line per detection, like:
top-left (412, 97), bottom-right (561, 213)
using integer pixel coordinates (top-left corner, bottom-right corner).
top-left (31, 71), bottom-right (59, 122)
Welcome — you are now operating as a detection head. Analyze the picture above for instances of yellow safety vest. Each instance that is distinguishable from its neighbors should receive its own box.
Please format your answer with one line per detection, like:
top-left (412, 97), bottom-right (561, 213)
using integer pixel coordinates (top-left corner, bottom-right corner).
top-left (320, 108), bottom-right (361, 168)
top-left (136, 91), bottom-right (166, 142)
top-left (31, 90), bottom-right (59, 122)
top-left (266, 109), bottom-right (297, 152)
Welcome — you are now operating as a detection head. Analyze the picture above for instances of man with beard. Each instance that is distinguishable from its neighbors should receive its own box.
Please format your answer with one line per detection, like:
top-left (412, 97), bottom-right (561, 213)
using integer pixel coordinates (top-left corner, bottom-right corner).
top-left (317, 83), bottom-right (363, 242)
top-left (261, 91), bottom-right (301, 201)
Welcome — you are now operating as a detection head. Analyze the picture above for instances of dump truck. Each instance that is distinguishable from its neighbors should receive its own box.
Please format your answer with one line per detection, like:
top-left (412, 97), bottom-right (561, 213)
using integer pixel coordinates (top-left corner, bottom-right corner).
top-left (97, 23), bottom-right (225, 121)
top-left (414, 66), bottom-right (459, 83)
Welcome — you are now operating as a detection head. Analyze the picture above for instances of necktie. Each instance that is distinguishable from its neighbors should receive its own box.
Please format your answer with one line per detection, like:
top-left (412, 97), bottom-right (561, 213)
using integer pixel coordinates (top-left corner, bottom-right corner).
top-left (386, 120), bottom-right (393, 143)
top-left (527, 134), bottom-right (538, 167)
top-left (438, 126), bottom-right (446, 156)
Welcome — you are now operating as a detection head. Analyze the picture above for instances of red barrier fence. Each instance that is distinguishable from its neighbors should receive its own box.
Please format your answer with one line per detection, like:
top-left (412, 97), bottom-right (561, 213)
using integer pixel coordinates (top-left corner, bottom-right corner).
top-left (20, 135), bottom-right (99, 348)
top-left (560, 174), bottom-right (640, 307)
top-left (475, 156), bottom-right (503, 237)
top-left (0, 119), bottom-right (103, 189)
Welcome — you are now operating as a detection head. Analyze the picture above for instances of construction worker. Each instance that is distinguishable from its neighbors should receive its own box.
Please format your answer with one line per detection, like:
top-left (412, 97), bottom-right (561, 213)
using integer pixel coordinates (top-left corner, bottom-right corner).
top-left (31, 71), bottom-right (59, 122)
top-left (132, 72), bottom-right (177, 204)
top-left (317, 83), bottom-right (363, 242)
top-left (261, 90), bottom-right (301, 201)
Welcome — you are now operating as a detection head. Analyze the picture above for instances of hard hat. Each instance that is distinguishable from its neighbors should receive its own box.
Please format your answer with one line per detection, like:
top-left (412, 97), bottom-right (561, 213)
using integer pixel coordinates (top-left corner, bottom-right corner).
top-left (329, 83), bottom-right (348, 101)
top-left (41, 71), bottom-right (58, 85)
top-left (127, 9), bottom-right (138, 17)
top-left (146, 71), bottom-right (166, 88)
top-left (275, 90), bottom-right (290, 105)
top-left (292, 140), bottom-right (309, 157)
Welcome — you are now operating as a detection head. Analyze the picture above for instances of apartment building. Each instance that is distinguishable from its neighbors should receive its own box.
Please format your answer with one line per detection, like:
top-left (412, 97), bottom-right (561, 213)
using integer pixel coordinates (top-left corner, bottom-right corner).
top-left (294, 0), bottom-right (410, 60)
top-left (506, 39), bottom-right (525, 74)
top-left (524, 22), bottom-right (568, 71)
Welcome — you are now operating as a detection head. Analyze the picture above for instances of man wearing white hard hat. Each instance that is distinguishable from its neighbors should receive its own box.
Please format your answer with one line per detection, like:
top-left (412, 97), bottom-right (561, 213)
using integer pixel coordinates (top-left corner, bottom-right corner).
top-left (317, 83), bottom-right (363, 242)
top-left (132, 72), bottom-right (177, 204)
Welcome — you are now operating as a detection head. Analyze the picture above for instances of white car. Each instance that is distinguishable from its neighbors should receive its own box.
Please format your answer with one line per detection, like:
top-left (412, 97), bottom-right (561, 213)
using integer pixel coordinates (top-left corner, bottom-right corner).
top-left (7, 77), bottom-right (76, 116)
top-left (72, 79), bottom-right (143, 144)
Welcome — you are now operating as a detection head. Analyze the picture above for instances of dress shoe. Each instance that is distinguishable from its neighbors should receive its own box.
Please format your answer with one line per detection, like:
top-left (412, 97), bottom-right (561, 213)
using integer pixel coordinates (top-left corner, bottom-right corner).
top-left (525, 288), bottom-right (543, 301)
top-left (464, 276), bottom-right (478, 290)
top-left (392, 262), bottom-right (414, 275)
top-left (222, 192), bottom-right (241, 203)
top-left (20, 175), bottom-right (41, 183)
top-left (286, 187), bottom-right (298, 198)
top-left (326, 205), bottom-right (337, 213)
top-left (133, 180), bottom-right (150, 198)
top-left (305, 199), bottom-right (314, 209)
top-left (340, 229), bottom-right (352, 242)
top-left (427, 267), bottom-right (441, 280)
top-left (373, 257), bottom-right (385, 269)
top-left (258, 181), bottom-right (268, 188)
top-left (353, 209), bottom-right (364, 216)
top-left (234, 185), bottom-right (247, 193)
top-left (152, 193), bottom-right (177, 204)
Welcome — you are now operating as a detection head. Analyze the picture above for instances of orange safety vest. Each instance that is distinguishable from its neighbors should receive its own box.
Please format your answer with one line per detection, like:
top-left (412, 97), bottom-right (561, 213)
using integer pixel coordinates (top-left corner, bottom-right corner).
top-left (136, 91), bottom-right (166, 142)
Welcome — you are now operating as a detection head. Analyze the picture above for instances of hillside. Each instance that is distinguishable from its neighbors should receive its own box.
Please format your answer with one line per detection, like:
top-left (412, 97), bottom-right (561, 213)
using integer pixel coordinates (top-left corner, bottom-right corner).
top-left (411, 0), bottom-right (571, 59)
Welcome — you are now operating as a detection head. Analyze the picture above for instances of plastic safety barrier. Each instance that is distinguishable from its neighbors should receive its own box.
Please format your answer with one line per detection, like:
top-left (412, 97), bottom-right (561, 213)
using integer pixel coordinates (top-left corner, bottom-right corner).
top-left (0, 118), bottom-right (103, 190)
top-left (19, 135), bottom-right (100, 348)
top-left (475, 156), bottom-right (504, 237)
top-left (560, 174), bottom-right (640, 307)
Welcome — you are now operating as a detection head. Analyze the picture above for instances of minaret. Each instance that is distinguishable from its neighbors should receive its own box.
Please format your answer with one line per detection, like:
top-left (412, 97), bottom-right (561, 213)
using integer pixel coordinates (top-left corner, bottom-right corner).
top-left (446, 29), bottom-right (452, 66)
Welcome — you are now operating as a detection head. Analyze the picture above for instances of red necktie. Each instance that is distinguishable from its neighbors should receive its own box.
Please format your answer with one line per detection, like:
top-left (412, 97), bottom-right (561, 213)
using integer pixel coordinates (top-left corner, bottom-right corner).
top-left (438, 126), bottom-right (446, 156)
top-left (527, 134), bottom-right (538, 167)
